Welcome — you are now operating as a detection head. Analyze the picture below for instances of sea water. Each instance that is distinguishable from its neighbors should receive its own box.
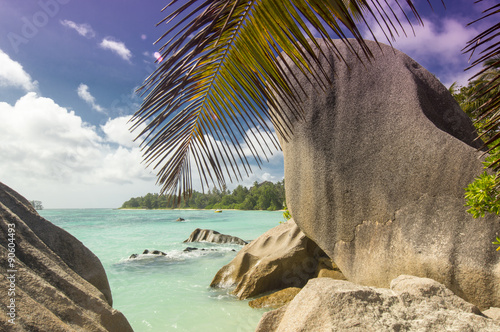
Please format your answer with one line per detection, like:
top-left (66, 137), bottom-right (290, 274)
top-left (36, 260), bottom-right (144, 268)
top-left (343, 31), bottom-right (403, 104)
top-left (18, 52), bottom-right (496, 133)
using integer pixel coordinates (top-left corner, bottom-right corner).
top-left (39, 209), bottom-right (281, 332)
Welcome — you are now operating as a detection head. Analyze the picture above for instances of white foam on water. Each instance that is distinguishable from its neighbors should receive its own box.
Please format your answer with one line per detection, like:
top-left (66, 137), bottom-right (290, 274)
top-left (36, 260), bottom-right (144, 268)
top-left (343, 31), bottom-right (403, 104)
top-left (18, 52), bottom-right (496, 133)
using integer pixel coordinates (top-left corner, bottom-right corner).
top-left (121, 245), bottom-right (240, 263)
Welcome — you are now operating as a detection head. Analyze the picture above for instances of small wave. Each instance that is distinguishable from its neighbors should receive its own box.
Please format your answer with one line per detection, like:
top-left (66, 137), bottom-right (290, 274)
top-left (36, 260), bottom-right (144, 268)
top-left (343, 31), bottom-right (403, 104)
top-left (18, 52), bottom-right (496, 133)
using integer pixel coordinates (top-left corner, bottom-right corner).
top-left (118, 246), bottom-right (238, 265)
top-left (208, 287), bottom-right (239, 301)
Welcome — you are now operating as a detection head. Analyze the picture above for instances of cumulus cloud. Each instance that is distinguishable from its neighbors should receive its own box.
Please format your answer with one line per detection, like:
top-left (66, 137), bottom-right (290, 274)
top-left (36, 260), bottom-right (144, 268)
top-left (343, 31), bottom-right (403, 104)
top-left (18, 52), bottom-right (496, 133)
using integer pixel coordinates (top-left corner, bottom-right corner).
top-left (99, 37), bottom-right (132, 62)
top-left (0, 93), bottom-right (103, 182)
top-left (77, 83), bottom-right (106, 113)
top-left (60, 20), bottom-right (96, 38)
top-left (361, 9), bottom-right (480, 88)
top-left (101, 115), bottom-right (147, 148)
top-left (371, 18), bottom-right (477, 66)
top-left (0, 93), bottom-right (283, 206)
top-left (0, 93), bottom-right (158, 207)
top-left (0, 49), bottom-right (38, 91)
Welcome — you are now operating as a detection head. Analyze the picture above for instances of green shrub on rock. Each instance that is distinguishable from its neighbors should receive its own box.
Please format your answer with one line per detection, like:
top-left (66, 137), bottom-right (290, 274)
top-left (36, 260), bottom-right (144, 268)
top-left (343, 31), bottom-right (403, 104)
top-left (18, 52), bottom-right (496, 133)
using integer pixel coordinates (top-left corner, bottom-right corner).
top-left (465, 171), bottom-right (500, 218)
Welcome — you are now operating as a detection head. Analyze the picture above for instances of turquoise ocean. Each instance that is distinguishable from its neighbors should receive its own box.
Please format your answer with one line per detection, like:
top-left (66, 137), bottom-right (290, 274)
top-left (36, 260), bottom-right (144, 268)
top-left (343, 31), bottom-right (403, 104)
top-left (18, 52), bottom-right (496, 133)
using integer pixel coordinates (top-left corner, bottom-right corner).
top-left (39, 209), bottom-right (281, 332)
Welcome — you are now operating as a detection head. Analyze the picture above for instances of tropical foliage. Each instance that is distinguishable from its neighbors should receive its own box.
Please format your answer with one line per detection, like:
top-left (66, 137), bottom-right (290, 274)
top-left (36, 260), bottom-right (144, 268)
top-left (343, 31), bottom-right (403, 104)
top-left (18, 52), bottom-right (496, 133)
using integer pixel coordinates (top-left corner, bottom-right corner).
top-left (465, 171), bottom-right (500, 218)
top-left (460, 3), bottom-right (500, 211)
top-left (451, 56), bottom-right (500, 144)
top-left (121, 180), bottom-right (285, 210)
top-left (452, 56), bottom-right (500, 219)
top-left (132, 0), bottom-right (436, 198)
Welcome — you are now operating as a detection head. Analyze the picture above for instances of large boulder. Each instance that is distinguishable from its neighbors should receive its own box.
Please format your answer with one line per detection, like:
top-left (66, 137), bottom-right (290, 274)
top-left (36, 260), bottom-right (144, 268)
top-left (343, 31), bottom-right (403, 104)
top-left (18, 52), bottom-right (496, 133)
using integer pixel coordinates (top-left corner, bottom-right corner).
top-left (256, 275), bottom-right (500, 332)
top-left (0, 182), bottom-right (132, 331)
top-left (183, 228), bottom-right (247, 245)
top-left (273, 39), bottom-right (500, 308)
top-left (210, 219), bottom-right (327, 299)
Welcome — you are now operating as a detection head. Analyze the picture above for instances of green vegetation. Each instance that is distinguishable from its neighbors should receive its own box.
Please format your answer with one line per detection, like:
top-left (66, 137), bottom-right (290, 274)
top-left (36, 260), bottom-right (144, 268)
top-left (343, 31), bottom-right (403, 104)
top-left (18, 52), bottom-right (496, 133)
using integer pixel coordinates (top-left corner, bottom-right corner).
top-left (282, 206), bottom-right (291, 221)
top-left (452, 57), bottom-right (500, 250)
top-left (121, 181), bottom-right (285, 211)
top-left (451, 57), bottom-right (500, 221)
top-left (465, 171), bottom-right (500, 218)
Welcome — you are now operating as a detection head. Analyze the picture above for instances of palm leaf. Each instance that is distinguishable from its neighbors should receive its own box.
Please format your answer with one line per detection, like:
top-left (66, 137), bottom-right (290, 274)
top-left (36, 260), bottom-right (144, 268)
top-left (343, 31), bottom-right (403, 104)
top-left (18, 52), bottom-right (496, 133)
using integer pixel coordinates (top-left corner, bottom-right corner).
top-left (463, 2), bottom-right (500, 175)
top-left (132, 0), bottom-right (440, 197)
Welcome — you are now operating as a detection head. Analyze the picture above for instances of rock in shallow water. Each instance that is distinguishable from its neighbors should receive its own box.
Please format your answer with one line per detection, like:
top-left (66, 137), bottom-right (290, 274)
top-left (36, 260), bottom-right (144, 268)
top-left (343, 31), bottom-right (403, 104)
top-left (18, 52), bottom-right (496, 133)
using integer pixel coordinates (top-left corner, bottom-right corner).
top-left (273, 39), bottom-right (500, 309)
top-left (256, 275), bottom-right (500, 332)
top-left (0, 182), bottom-right (132, 331)
top-left (128, 249), bottom-right (168, 259)
top-left (183, 228), bottom-right (247, 245)
top-left (210, 219), bottom-right (328, 299)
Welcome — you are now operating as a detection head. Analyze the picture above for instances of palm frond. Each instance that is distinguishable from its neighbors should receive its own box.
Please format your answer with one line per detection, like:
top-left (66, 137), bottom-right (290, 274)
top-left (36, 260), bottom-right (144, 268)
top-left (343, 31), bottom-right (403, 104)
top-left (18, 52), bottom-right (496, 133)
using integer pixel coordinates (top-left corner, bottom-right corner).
top-left (132, 0), bottom-right (439, 197)
top-left (463, 2), bottom-right (500, 165)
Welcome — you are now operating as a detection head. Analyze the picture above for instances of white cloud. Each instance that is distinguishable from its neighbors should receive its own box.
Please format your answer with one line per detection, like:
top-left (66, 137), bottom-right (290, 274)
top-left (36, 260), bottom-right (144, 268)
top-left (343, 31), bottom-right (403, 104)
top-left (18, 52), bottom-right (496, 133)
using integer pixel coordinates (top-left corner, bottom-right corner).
top-left (0, 49), bottom-right (38, 91)
top-left (0, 93), bottom-right (283, 207)
top-left (60, 20), bottom-right (96, 38)
top-left (440, 67), bottom-right (480, 89)
top-left (362, 10), bottom-right (481, 90)
top-left (371, 18), bottom-right (477, 66)
top-left (0, 93), bottom-right (158, 208)
top-left (101, 115), bottom-right (146, 148)
top-left (99, 37), bottom-right (132, 62)
top-left (77, 83), bottom-right (106, 113)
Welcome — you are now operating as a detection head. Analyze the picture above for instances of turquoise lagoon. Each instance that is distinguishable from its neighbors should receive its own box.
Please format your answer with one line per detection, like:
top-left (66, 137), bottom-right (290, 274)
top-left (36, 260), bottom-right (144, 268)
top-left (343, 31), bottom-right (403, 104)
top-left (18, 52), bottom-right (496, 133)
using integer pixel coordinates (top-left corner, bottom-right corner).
top-left (39, 209), bottom-right (281, 332)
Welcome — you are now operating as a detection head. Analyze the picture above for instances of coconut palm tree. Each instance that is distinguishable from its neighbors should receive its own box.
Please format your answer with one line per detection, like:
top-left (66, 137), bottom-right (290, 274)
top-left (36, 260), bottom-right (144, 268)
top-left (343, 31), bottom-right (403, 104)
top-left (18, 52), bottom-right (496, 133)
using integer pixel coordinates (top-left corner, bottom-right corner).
top-left (131, 0), bottom-right (498, 201)
top-left (451, 56), bottom-right (500, 143)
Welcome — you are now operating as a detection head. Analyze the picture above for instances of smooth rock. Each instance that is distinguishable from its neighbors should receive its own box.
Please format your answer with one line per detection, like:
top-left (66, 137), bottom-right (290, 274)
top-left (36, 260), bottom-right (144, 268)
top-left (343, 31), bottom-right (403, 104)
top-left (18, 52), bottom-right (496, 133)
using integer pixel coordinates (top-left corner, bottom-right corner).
top-left (249, 287), bottom-right (301, 309)
top-left (256, 275), bottom-right (500, 332)
top-left (483, 307), bottom-right (500, 321)
top-left (0, 182), bottom-right (132, 331)
top-left (273, 39), bottom-right (500, 308)
top-left (210, 219), bottom-right (327, 299)
top-left (183, 228), bottom-right (247, 245)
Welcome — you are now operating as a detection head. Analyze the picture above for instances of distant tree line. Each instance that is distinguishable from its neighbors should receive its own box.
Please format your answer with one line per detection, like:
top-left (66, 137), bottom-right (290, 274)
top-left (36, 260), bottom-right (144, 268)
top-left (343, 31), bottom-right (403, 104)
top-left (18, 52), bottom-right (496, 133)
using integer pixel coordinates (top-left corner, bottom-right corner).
top-left (121, 181), bottom-right (286, 211)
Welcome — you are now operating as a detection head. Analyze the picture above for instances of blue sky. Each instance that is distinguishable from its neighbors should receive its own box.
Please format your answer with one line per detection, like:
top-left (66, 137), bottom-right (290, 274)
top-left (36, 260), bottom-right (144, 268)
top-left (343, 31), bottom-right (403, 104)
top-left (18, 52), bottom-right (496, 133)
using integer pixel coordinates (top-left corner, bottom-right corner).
top-left (0, 0), bottom-right (496, 208)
